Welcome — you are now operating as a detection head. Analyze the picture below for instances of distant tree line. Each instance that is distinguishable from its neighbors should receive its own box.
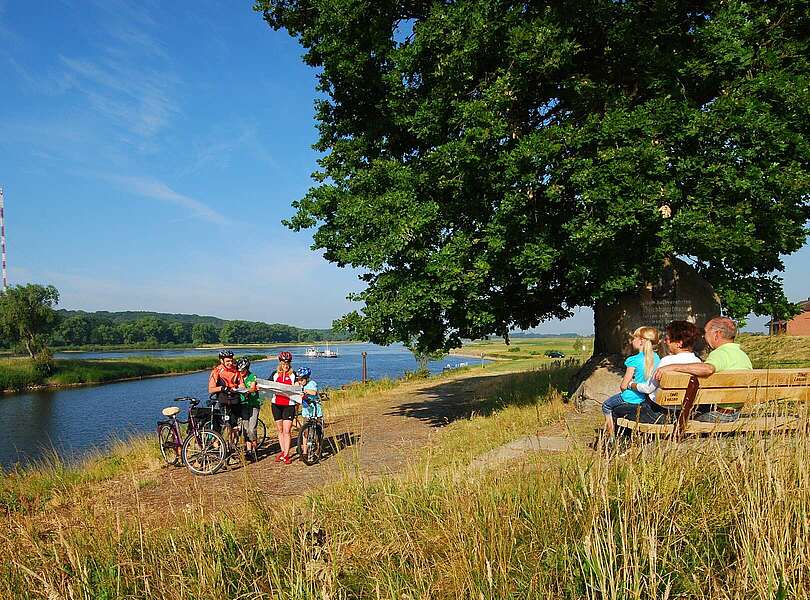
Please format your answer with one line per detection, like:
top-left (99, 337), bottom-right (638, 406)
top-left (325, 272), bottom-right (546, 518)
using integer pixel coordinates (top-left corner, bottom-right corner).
top-left (0, 299), bottom-right (351, 351)
top-left (45, 312), bottom-right (349, 348)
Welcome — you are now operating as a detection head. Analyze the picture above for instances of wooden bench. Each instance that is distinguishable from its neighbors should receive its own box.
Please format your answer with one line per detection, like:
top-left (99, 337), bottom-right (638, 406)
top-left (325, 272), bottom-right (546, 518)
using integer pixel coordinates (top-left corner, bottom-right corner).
top-left (616, 368), bottom-right (810, 438)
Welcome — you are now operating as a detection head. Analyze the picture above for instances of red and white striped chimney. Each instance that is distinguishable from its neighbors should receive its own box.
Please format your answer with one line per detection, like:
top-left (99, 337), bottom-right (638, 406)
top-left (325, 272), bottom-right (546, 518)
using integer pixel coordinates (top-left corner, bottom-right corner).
top-left (0, 187), bottom-right (7, 291)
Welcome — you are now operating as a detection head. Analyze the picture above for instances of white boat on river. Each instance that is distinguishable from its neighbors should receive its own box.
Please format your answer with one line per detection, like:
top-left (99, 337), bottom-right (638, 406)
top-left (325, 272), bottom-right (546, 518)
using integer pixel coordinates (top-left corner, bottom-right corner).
top-left (302, 343), bottom-right (339, 358)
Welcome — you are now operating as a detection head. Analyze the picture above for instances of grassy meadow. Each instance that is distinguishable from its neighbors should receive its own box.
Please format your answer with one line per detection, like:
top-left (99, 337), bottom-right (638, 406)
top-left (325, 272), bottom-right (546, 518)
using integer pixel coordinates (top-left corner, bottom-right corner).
top-left (458, 336), bottom-right (594, 361)
top-left (463, 334), bottom-right (810, 369)
top-left (1, 337), bottom-right (809, 598)
top-left (739, 334), bottom-right (810, 368)
top-left (0, 354), bottom-right (266, 392)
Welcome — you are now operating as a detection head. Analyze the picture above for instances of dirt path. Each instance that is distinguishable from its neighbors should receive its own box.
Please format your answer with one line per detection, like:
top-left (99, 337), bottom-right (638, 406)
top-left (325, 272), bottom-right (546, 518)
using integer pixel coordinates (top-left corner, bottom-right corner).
top-left (96, 367), bottom-right (550, 522)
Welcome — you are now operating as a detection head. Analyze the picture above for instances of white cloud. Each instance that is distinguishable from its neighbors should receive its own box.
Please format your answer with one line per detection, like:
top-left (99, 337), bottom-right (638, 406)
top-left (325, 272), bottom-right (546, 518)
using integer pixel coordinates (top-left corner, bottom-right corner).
top-left (180, 124), bottom-right (279, 177)
top-left (59, 55), bottom-right (177, 139)
top-left (106, 174), bottom-right (231, 225)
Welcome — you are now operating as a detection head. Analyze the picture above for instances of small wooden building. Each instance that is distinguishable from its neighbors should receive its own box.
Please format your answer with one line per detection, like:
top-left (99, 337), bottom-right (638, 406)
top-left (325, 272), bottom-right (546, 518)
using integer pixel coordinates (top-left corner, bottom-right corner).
top-left (768, 298), bottom-right (810, 336)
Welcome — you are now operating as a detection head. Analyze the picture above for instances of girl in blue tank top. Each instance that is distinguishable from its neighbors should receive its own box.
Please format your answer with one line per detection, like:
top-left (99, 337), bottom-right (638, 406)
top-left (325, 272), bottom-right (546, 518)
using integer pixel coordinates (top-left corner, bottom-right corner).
top-left (601, 326), bottom-right (661, 439)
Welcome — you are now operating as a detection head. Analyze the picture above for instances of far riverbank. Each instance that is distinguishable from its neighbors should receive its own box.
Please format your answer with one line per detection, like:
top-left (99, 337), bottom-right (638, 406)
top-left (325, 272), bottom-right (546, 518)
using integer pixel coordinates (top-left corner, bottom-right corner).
top-left (0, 354), bottom-right (267, 395)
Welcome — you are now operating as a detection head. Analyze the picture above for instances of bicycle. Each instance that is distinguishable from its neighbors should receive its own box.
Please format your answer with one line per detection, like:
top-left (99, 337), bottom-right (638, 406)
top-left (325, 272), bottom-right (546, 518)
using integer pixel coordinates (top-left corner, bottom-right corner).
top-left (156, 396), bottom-right (227, 475)
top-left (203, 394), bottom-right (269, 464)
top-left (296, 392), bottom-right (332, 466)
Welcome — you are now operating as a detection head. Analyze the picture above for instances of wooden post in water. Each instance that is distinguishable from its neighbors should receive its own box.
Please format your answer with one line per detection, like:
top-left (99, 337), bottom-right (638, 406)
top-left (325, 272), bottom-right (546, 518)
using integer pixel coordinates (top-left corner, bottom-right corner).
top-left (361, 352), bottom-right (368, 384)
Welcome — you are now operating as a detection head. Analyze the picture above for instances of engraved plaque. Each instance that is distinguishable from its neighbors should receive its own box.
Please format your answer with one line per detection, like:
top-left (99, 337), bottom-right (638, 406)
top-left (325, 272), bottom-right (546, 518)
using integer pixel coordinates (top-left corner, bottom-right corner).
top-left (639, 299), bottom-right (698, 332)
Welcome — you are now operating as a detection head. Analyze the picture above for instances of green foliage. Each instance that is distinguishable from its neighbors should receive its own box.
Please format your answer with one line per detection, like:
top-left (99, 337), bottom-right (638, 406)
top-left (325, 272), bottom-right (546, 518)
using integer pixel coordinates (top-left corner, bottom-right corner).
top-left (0, 284), bottom-right (60, 358)
top-left (191, 322), bottom-right (218, 345)
top-left (40, 309), bottom-right (351, 349)
top-left (32, 348), bottom-right (54, 376)
top-left (258, 0), bottom-right (810, 352)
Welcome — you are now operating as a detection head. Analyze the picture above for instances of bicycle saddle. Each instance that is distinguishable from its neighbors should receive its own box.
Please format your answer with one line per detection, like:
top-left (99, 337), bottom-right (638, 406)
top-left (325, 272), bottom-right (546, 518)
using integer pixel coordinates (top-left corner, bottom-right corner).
top-left (162, 406), bottom-right (181, 417)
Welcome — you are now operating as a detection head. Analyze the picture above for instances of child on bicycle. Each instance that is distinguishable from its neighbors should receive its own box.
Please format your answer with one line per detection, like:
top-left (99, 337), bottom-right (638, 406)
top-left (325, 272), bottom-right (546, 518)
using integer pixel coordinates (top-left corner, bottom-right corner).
top-left (296, 367), bottom-right (321, 420)
top-left (237, 357), bottom-right (261, 462)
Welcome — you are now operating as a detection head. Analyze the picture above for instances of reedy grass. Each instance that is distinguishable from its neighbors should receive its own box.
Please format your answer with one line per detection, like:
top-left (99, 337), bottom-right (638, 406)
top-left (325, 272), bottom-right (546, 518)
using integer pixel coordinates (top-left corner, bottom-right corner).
top-left (5, 432), bottom-right (810, 599)
top-left (0, 354), bottom-right (265, 390)
top-left (1, 435), bottom-right (160, 515)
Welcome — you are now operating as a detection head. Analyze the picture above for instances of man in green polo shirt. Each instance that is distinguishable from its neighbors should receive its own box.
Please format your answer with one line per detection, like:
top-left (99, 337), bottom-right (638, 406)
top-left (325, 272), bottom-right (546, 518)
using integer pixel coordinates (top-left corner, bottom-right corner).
top-left (653, 316), bottom-right (752, 422)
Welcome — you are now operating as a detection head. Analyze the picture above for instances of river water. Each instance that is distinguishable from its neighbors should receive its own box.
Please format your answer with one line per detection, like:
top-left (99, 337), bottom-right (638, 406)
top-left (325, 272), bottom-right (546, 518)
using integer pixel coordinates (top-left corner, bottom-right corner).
top-left (1, 343), bottom-right (481, 469)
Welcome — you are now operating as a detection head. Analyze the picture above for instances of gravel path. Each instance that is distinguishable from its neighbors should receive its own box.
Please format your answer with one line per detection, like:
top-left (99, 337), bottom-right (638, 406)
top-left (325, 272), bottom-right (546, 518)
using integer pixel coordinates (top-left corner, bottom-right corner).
top-left (96, 368), bottom-right (537, 522)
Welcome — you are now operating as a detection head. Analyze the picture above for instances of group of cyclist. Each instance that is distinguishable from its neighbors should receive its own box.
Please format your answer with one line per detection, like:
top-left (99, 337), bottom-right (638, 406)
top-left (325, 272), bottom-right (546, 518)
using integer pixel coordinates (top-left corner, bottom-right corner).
top-left (208, 349), bottom-right (320, 464)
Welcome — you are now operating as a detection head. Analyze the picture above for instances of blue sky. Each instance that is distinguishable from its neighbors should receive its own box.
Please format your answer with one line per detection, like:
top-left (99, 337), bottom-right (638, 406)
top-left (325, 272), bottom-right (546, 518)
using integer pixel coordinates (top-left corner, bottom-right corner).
top-left (0, 1), bottom-right (807, 334)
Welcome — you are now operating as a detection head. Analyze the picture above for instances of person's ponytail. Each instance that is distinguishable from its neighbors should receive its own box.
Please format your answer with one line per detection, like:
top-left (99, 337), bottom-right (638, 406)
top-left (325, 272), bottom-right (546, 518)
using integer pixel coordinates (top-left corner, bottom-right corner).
top-left (632, 326), bottom-right (660, 380)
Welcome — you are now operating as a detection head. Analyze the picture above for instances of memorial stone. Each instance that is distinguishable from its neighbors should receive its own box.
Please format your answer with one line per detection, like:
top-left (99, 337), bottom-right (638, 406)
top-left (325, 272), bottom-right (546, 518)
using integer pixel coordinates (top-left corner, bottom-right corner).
top-left (570, 258), bottom-right (721, 409)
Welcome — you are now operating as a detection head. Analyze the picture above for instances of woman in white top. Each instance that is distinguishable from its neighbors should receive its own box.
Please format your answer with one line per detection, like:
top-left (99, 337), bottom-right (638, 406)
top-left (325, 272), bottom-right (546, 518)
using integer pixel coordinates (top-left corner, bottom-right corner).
top-left (614, 320), bottom-right (703, 425)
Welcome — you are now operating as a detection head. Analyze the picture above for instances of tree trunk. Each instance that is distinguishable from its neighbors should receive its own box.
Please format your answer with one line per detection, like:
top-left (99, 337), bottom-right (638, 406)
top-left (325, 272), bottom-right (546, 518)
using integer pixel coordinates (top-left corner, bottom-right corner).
top-left (24, 337), bottom-right (36, 359)
top-left (570, 258), bottom-right (721, 409)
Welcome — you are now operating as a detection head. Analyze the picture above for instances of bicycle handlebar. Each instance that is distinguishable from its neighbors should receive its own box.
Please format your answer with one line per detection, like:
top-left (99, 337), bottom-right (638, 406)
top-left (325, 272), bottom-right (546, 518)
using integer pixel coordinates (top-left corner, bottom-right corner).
top-left (174, 396), bottom-right (197, 403)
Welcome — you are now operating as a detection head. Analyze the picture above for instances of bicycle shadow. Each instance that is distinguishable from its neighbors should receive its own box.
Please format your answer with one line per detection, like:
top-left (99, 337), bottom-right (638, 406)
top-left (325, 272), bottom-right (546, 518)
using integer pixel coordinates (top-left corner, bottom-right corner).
top-left (251, 431), bottom-right (360, 464)
top-left (323, 431), bottom-right (360, 461)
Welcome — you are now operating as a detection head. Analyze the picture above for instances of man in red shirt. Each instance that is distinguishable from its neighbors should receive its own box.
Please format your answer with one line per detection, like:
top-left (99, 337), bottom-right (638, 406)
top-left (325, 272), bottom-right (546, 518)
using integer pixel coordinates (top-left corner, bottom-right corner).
top-left (208, 350), bottom-right (243, 440)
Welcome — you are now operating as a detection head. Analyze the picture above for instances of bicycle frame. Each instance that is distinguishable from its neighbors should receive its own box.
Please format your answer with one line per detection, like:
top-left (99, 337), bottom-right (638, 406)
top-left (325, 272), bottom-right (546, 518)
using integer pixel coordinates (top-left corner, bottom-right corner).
top-left (158, 397), bottom-right (209, 457)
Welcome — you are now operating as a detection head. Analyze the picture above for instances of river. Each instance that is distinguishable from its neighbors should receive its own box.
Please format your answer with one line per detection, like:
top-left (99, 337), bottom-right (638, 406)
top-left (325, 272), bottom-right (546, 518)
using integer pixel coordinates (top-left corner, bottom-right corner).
top-left (1, 343), bottom-right (481, 469)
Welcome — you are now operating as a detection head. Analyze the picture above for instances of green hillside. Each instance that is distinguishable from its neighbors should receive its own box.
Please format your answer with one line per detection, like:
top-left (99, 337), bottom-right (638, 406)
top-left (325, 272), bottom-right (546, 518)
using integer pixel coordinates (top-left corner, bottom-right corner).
top-left (56, 309), bottom-right (227, 327)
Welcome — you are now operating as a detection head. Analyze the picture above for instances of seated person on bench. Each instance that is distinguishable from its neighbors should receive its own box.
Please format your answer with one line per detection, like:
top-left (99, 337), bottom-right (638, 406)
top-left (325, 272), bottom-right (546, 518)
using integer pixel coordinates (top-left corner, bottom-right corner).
top-left (615, 320), bottom-right (702, 425)
top-left (652, 316), bottom-right (752, 423)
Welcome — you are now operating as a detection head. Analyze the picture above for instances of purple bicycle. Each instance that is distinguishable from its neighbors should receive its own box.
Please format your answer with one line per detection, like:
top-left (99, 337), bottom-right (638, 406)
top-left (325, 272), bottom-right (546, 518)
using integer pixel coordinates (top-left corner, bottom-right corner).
top-left (156, 396), bottom-right (227, 476)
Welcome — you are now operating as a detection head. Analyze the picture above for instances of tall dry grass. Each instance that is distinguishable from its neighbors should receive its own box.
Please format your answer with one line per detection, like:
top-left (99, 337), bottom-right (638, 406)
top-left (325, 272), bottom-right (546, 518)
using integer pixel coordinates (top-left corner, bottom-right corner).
top-left (4, 426), bottom-right (810, 597)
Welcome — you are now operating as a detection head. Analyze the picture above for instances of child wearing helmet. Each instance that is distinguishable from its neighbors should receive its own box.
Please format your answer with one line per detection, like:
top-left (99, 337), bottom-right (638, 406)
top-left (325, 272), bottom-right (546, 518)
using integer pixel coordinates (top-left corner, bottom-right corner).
top-left (296, 366), bottom-right (321, 461)
top-left (296, 367), bottom-right (321, 420)
top-left (237, 357), bottom-right (261, 461)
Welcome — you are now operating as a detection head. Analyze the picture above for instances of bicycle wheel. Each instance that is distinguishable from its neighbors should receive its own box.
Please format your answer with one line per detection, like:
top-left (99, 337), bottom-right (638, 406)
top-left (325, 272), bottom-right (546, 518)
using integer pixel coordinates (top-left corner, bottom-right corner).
top-left (225, 425), bottom-right (244, 467)
top-left (182, 429), bottom-right (226, 475)
top-left (255, 418), bottom-right (268, 448)
top-left (297, 421), bottom-right (323, 465)
top-left (157, 422), bottom-right (180, 466)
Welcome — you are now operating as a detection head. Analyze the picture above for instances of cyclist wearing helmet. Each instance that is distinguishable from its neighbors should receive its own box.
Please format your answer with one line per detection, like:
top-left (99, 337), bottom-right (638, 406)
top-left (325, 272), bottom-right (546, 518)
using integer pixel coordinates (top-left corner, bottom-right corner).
top-left (208, 350), bottom-right (243, 440)
top-left (296, 366), bottom-right (321, 461)
top-left (237, 357), bottom-right (261, 461)
top-left (296, 367), bottom-right (321, 420)
top-left (270, 351), bottom-right (296, 464)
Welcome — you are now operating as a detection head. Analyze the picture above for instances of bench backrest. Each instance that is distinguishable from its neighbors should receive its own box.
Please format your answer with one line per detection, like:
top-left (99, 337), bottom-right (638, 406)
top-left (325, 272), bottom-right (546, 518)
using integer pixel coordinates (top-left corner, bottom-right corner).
top-left (657, 369), bottom-right (810, 407)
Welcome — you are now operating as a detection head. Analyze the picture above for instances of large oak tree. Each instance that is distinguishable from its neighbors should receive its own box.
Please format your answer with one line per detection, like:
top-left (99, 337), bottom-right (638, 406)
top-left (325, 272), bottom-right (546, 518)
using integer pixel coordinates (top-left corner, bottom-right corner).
top-left (257, 0), bottom-right (810, 352)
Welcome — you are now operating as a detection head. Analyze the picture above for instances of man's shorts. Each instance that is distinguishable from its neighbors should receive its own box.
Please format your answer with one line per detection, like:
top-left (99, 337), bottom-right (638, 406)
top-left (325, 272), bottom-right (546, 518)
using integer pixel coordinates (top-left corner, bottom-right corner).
top-left (271, 403), bottom-right (296, 421)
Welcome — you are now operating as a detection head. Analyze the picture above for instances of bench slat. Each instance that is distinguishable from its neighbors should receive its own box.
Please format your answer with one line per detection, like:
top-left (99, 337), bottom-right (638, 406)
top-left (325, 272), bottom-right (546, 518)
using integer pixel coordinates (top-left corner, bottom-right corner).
top-left (617, 416), bottom-right (802, 435)
top-left (660, 369), bottom-right (810, 391)
top-left (655, 386), bottom-right (810, 407)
